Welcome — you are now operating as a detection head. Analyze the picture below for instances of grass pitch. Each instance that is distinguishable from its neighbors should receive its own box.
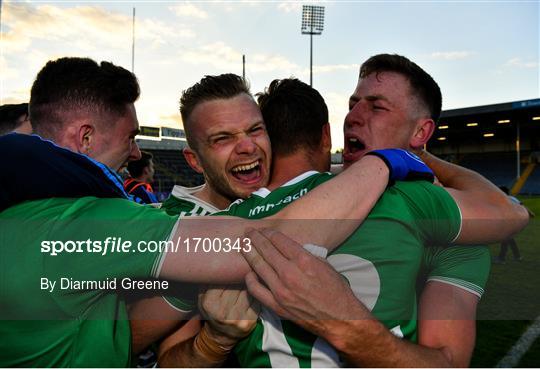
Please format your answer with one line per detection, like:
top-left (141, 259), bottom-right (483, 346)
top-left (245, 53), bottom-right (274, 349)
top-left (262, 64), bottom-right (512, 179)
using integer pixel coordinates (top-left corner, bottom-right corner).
top-left (471, 196), bottom-right (540, 367)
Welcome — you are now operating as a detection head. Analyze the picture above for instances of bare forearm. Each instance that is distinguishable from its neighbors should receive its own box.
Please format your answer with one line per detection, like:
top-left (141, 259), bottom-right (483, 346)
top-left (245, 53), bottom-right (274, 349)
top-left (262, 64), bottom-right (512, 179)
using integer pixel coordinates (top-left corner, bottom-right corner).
top-left (271, 155), bottom-right (388, 246)
top-left (241, 229), bottom-right (453, 367)
top-left (323, 318), bottom-right (452, 367)
top-left (417, 283), bottom-right (478, 367)
top-left (421, 151), bottom-right (502, 194)
top-left (160, 156), bottom-right (389, 284)
top-left (420, 151), bottom-right (528, 243)
top-left (160, 336), bottom-right (207, 367)
top-left (305, 297), bottom-right (452, 367)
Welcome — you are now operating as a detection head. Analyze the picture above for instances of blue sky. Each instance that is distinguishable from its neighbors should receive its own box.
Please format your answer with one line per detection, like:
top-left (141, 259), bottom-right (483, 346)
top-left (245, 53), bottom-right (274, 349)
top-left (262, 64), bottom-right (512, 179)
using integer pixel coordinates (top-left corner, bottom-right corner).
top-left (1, 1), bottom-right (538, 150)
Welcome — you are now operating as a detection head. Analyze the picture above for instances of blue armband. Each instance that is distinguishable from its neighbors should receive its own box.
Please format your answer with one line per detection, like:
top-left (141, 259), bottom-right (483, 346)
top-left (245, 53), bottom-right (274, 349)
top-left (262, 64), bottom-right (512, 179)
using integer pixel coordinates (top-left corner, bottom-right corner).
top-left (366, 149), bottom-right (434, 183)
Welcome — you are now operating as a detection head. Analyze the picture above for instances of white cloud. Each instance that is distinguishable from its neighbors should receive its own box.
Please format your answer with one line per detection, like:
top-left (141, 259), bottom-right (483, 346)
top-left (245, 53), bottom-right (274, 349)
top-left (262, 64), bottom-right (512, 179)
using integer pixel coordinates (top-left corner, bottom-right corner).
top-left (277, 2), bottom-right (303, 13)
top-left (238, 0), bottom-right (262, 6)
top-left (179, 42), bottom-right (243, 70)
top-left (324, 92), bottom-right (349, 150)
top-left (159, 113), bottom-right (182, 127)
top-left (1, 2), bottom-right (195, 55)
top-left (0, 56), bottom-right (19, 80)
top-left (169, 4), bottom-right (209, 19)
top-left (429, 51), bottom-right (475, 60)
top-left (505, 57), bottom-right (538, 69)
top-left (178, 41), bottom-right (300, 73)
top-left (176, 41), bottom-right (357, 77)
top-left (312, 64), bottom-right (360, 74)
top-left (250, 53), bottom-right (299, 73)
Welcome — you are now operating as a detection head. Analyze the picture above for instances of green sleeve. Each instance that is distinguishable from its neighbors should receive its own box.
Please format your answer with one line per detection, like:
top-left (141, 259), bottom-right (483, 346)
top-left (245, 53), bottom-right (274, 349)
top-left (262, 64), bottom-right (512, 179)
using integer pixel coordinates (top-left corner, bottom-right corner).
top-left (394, 181), bottom-right (462, 245)
top-left (214, 198), bottom-right (245, 217)
top-left (162, 282), bottom-right (198, 312)
top-left (47, 198), bottom-right (199, 312)
top-left (45, 197), bottom-right (178, 282)
top-left (422, 245), bottom-right (491, 298)
top-left (161, 195), bottom-right (190, 216)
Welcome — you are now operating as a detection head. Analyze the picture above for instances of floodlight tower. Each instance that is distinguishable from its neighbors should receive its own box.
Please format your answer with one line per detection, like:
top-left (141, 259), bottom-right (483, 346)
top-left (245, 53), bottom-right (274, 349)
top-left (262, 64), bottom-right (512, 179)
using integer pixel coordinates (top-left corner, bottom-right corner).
top-left (301, 5), bottom-right (325, 86)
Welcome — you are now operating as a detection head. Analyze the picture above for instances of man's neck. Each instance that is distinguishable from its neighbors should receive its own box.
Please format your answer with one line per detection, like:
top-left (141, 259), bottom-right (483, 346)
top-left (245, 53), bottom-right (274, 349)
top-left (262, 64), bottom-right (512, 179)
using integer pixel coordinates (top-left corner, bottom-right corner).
top-left (193, 185), bottom-right (231, 210)
top-left (268, 153), bottom-right (318, 190)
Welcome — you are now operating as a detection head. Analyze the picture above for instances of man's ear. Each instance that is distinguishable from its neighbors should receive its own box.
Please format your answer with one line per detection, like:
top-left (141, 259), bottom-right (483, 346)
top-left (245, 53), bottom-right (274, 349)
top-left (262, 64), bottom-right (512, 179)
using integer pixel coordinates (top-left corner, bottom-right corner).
top-left (77, 124), bottom-right (95, 155)
top-left (183, 147), bottom-right (204, 174)
top-left (142, 165), bottom-right (150, 177)
top-left (321, 123), bottom-right (332, 152)
top-left (410, 119), bottom-right (435, 149)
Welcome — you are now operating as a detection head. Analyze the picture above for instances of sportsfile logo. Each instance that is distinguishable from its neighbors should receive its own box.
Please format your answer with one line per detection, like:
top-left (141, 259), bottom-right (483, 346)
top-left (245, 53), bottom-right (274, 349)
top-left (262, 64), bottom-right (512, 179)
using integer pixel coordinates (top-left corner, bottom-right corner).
top-left (40, 237), bottom-right (182, 256)
top-left (40, 236), bottom-right (251, 256)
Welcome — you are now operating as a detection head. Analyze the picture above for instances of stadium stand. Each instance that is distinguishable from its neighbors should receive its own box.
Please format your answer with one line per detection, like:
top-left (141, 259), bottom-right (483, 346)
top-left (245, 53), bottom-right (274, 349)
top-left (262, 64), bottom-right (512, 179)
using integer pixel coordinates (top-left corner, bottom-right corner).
top-left (147, 149), bottom-right (203, 191)
top-left (458, 152), bottom-right (524, 188)
top-left (429, 98), bottom-right (540, 195)
top-left (135, 127), bottom-right (203, 200)
top-left (520, 162), bottom-right (540, 195)
top-left (137, 98), bottom-right (540, 197)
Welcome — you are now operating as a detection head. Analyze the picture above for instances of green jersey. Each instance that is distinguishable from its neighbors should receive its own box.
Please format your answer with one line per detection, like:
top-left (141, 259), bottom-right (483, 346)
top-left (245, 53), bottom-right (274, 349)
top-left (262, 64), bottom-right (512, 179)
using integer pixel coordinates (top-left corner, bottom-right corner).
top-left (161, 184), bottom-right (219, 217)
top-left (0, 197), bottom-right (181, 367)
top-left (160, 185), bottom-right (221, 310)
top-left (419, 245), bottom-right (490, 298)
top-left (219, 171), bottom-right (462, 367)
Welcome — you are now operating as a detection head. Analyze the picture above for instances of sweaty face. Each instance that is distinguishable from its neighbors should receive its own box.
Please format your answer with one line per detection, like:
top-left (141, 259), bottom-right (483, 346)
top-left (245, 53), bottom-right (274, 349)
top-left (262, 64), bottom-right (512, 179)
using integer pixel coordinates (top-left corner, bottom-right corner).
top-left (190, 93), bottom-right (271, 200)
top-left (343, 72), bottom-right (419, 168)
top-left (92, 103), bottom-right (142, 172)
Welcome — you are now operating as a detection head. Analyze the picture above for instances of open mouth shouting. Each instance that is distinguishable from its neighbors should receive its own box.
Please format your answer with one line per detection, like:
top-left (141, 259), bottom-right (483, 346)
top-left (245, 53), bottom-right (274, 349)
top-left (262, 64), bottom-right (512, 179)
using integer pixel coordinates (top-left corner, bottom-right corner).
top-left (230, 159), bottom-right (264, 185)
top-left (343, 135), bottom-right (368, 165)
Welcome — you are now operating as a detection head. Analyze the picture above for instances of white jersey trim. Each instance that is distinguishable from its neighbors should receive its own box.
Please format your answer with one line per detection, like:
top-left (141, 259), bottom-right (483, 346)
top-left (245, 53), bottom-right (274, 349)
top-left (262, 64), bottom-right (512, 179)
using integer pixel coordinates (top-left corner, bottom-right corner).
top-left (426, 276), bottom-right (483, 299)
top-left (451, 200), bottom-right (463, 244)
top-left (252, 187), bottom-right (272, 198)
top-left (170, 184), bottom-right (220, 213)
top-left (251, 171), bottom-right (323, 199)
top-left (162, 295), bottom-right (193, 313)
top-left (281, 170), bottom-right (321, 187)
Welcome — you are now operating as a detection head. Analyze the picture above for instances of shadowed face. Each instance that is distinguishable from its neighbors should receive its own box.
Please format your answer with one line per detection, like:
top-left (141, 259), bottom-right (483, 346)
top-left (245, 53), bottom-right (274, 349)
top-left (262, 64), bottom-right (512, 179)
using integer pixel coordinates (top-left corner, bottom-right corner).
top-left (92, 103), bottom-right (141, 172)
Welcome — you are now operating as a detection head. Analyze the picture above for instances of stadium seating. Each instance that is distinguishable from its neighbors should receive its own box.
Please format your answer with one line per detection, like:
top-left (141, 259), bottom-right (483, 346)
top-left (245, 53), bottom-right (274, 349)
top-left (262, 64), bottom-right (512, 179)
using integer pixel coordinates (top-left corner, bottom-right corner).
top-left (520, 165), bottom-right (540, 195)
top-left (459, 152), bottom-right (521, 188)
top-left (144, 147), bottom-right (540, 198)
top-left (145, 149), bottom-right (204, 198)
top-left (458, 152), bottom-right (540, 194)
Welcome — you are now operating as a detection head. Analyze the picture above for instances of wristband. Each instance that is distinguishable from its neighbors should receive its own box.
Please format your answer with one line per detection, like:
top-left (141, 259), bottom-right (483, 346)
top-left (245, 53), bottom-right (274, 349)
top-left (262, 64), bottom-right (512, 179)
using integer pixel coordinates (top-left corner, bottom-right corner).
top-left (193, 323), bottom-right (236, 365)
top-left (366, 148), bottom-right (434, 183)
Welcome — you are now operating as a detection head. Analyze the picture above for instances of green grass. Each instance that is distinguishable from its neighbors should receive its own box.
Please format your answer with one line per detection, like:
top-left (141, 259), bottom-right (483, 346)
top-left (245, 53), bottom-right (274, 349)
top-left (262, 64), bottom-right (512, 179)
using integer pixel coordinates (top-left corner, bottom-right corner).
top-left (470, 196), bottom-right (540, 367)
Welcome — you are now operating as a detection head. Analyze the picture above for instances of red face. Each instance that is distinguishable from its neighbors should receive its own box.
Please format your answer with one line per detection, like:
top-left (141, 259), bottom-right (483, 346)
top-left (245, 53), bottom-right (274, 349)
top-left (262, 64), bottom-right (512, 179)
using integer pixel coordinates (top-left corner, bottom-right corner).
top-left (188, 93), bottom-right (271, 200)
top-left (92, 103), bottom-right (142, 172)
top-left (343, 72), bottom-right (420, 168)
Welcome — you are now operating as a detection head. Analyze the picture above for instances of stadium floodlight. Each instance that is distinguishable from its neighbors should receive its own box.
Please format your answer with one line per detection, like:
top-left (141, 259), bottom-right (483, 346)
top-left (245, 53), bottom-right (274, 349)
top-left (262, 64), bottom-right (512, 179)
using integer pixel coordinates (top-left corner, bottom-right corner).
top-left (533, 116), bottom-right (540, 121)
top-left (437, 137), bottom-right (447, 141)
top-left (301, 5), bottom-right (325, 86)
top-left (438, 125), bottom-right (449, 129)
top-left (467, 122), bottom-right (479, 127)
top-left (498, 119), bottom-right (511, 124)
top-left (483, 133), bottom-right (495, 137)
